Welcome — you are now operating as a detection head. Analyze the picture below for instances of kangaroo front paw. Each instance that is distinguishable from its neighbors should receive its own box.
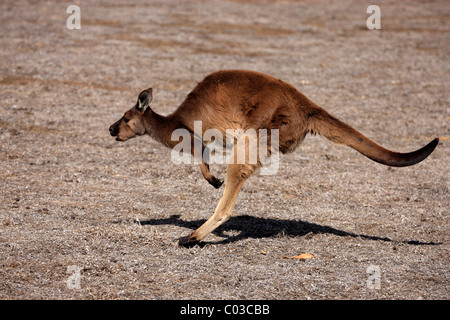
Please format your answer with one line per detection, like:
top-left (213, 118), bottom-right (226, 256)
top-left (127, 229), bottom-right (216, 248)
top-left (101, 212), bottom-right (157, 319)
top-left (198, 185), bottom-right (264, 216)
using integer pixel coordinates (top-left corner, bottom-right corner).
top-left (210, 176), bottom-right (224, 189)
top-left (178, 235), bottom-right (202, 248)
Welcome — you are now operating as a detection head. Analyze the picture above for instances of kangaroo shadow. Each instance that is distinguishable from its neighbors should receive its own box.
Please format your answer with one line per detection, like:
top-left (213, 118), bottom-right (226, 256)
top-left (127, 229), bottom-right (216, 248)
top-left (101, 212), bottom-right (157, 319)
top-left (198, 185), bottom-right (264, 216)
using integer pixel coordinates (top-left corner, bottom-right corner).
top-left (138, 214), bottom-right (440, 246)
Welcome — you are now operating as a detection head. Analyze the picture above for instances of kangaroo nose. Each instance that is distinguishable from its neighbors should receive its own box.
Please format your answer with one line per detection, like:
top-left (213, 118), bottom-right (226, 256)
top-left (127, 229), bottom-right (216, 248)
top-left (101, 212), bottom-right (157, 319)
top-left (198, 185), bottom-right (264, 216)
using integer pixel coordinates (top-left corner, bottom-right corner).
top-left (109, 126), bottom-right (116, 136)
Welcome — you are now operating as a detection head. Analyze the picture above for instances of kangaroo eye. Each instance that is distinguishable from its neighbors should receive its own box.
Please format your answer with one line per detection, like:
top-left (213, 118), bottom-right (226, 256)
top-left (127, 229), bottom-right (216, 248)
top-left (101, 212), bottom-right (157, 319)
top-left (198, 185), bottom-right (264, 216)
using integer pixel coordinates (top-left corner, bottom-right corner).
top-left (123, 118), bottom-right (130, 123)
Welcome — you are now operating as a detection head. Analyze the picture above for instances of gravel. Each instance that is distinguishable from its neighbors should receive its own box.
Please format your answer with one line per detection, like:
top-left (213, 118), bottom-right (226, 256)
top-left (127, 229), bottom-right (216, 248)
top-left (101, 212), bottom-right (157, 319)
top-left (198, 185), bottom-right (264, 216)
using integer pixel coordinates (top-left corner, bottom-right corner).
top-left (0, 0), bottom-right (448, 300)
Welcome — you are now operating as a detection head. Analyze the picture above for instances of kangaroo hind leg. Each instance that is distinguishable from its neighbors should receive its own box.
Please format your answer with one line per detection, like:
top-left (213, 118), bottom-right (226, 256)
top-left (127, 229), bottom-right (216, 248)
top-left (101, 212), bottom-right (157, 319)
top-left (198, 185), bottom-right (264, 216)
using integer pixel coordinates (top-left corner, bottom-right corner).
top-left (179, 163), bottom-right (258, 247)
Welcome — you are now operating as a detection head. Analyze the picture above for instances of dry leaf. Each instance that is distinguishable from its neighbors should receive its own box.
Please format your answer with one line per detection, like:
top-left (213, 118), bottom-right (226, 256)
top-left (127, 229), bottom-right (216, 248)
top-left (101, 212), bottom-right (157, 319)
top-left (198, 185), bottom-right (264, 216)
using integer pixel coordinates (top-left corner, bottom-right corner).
top-left (282, 253), bottom-right (315, 260)
top-left (291, 253), bottom-right (315, 259)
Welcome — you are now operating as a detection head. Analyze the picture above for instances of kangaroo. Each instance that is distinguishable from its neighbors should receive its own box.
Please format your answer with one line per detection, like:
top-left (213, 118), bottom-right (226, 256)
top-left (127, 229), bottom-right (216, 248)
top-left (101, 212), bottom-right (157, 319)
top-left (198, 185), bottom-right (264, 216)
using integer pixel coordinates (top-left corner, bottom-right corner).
top-left (109, 70), bottom-right (439, 247)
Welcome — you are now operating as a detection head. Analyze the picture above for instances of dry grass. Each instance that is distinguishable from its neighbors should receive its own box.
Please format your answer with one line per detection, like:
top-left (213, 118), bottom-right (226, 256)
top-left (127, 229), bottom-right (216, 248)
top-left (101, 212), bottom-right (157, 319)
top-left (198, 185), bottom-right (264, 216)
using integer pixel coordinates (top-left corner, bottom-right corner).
top-left (0, 0), bottom-right (448, 300)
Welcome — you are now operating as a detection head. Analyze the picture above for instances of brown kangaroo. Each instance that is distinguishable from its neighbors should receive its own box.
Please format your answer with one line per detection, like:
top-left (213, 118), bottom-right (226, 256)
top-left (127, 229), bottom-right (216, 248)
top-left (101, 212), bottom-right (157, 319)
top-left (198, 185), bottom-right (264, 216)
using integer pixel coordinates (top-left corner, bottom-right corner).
top-left (109, 70), bottom-right (439, 247)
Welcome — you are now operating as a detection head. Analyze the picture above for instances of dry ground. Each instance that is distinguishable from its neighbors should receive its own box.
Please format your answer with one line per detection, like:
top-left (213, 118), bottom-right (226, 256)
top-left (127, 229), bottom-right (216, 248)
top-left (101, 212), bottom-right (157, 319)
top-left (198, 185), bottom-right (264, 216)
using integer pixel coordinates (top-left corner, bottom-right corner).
top-left (0, 0), bottom-right (448, 300)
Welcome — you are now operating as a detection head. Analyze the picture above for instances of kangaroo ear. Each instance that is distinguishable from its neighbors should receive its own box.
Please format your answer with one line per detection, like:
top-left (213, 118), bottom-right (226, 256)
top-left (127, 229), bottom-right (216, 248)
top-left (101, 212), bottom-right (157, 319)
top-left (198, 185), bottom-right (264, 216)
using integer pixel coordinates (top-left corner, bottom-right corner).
top-left (136, 88), bottom-right (153, 112)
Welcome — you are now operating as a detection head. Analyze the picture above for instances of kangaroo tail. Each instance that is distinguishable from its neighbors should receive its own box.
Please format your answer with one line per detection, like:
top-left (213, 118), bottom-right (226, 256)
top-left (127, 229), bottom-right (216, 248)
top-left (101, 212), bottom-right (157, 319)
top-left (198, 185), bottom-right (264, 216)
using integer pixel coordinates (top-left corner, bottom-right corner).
top-left (307, 107), bottom-right (439, 167)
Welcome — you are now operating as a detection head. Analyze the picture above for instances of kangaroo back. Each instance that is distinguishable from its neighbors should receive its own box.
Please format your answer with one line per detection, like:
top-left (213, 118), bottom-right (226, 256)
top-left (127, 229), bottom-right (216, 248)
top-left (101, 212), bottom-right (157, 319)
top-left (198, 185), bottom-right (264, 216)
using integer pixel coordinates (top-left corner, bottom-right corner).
top-left (307, 107), bottom-right (439, 167)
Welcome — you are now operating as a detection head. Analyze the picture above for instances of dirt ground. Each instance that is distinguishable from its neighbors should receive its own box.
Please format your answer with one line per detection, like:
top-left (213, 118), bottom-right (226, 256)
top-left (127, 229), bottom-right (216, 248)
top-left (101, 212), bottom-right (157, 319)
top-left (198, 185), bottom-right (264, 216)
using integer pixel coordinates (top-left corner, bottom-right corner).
top-left (0, 0), bottom-right (448, 300)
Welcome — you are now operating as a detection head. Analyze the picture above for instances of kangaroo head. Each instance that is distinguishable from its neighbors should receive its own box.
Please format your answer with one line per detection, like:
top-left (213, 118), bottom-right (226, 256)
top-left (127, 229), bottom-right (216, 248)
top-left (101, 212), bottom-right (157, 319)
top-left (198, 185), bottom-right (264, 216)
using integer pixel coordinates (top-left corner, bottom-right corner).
top-left (109, 88), bottom-right (152, 141)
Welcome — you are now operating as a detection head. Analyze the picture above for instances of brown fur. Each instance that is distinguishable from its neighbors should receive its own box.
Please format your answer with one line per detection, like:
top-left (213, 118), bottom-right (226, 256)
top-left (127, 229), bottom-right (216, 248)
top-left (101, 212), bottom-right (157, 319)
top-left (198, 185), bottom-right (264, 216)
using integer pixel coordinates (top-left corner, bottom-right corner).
top-left (109, 70), bottom-right (439, 246)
